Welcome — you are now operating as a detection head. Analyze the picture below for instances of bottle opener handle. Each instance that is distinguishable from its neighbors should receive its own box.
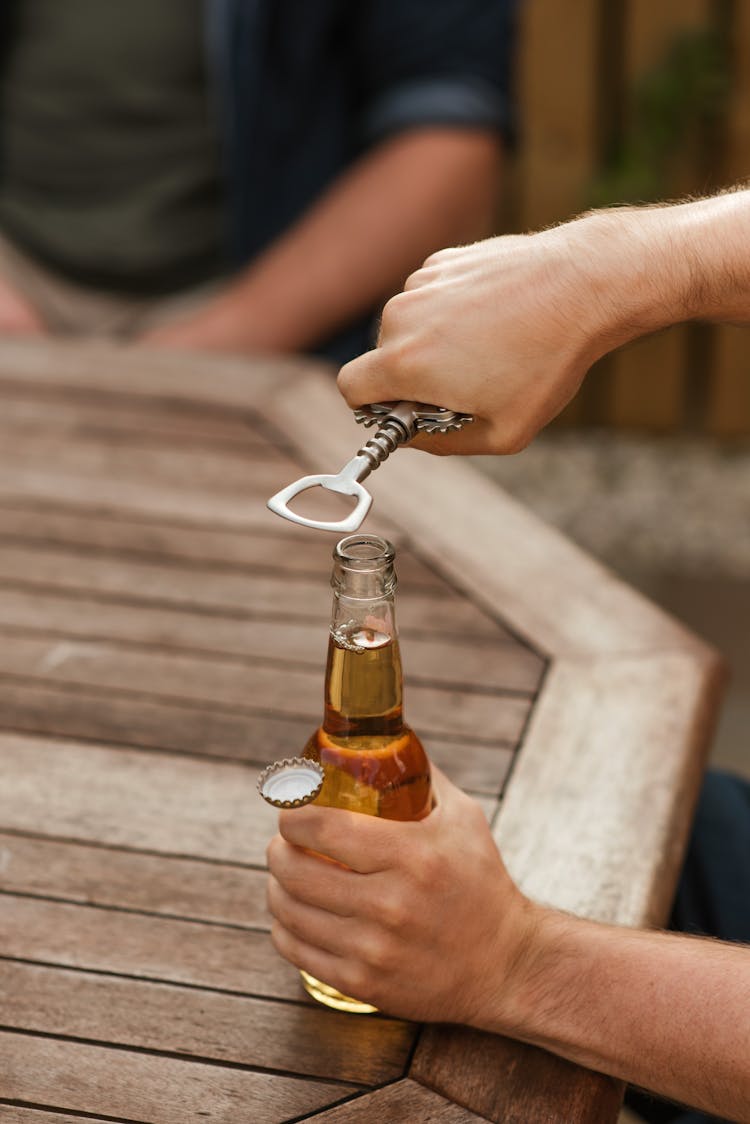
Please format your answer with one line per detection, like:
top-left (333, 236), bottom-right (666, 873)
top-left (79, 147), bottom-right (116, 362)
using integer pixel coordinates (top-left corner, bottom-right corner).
top-left (266, 459), bottom-right (374, 533)
top-left (266, 400), bottom-right (473, 533)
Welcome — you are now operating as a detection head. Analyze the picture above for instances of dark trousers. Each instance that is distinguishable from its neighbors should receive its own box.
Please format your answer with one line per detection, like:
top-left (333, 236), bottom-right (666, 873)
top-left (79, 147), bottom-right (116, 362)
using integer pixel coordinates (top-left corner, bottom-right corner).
top-left (626, 770), bottom-right (750, 1124)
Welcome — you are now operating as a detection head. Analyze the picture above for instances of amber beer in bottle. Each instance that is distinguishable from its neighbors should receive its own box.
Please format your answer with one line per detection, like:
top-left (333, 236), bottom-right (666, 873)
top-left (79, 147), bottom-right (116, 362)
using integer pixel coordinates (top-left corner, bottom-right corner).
top-left (302, 533), bottom-right (432, 1012)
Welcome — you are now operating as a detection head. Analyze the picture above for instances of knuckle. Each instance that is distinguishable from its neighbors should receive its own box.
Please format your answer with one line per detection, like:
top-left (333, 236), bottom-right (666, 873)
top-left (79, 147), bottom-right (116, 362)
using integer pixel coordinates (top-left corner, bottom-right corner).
top-left (336, 363), bottom-right (358, 404)
top-left (378, 890), bottom-right (409, 934)
top-left (380, 291), bottom-right (410, 331)
top-left (265, 835), bottom-right (282, 871)
top-left (423, 247), bottom-right (450, 269)
top-left (386, 333), bottom-right (424, 376)
top-left (362, 932), bottom-right (392, 975)
top-left (402, 268), bottom-right (423, 292)
top-left (492, 418), bottom-right (534, 455)
top-left (342, 960), bottom-right (372, 1000)
top-left (270, 920), bottom-right (305, 972)
top-left (505, 430), bottom-right (533, 455)
top-left (307, 814), bottom-right (338, 859)
top-left (266, 878), bottom-right (289, 925)
top-left (413, 843), bottom-right (441, 886)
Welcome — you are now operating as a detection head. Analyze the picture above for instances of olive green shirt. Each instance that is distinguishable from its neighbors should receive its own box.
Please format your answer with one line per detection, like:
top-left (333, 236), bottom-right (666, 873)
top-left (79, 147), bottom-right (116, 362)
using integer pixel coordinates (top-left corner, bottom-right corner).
top-left (0, 0), bottom-right (225, 293)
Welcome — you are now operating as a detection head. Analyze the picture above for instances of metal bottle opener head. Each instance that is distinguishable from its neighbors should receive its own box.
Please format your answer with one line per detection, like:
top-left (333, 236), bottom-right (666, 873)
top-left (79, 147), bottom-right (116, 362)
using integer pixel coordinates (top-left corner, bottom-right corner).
top-left (266, 401), bottom-right (473, 533)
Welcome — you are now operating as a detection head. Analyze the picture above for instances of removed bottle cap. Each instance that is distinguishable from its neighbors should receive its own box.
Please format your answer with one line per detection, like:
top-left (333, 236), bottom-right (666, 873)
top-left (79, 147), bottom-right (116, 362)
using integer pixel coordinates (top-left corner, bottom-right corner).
top-left (258, 757), bottom-right (325, 809)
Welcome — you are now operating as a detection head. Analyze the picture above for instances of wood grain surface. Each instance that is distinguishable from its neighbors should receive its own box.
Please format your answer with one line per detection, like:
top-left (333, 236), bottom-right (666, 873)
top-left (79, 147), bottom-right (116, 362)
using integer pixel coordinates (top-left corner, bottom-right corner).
top-left (0, 1032), bottom-right (358, 1124)
top-left (309, 1079), bottom-right (490, 1121)
top-left (0, 340), bottom-right (723, 1123)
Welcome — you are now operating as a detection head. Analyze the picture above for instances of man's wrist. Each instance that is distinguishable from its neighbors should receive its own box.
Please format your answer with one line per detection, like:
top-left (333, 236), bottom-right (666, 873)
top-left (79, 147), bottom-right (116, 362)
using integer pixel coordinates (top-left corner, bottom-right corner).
top-left (474, 902), bottom-right (591, 1048)
top-left (568, 207), bottom-right (697, 352)
top-left (467, 898), bottom-right (564, 1040)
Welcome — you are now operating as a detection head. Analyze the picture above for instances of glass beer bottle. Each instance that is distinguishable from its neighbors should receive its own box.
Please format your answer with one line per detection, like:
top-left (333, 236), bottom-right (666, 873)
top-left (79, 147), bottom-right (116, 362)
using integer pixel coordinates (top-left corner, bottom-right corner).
top-left (301, 533), bottom-right (432, 1012)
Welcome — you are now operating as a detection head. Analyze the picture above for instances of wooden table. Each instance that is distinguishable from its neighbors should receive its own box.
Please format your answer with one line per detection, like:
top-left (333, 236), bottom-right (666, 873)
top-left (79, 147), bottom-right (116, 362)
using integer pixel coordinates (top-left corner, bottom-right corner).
top-left (0, 340), bottom-right (724, 1124)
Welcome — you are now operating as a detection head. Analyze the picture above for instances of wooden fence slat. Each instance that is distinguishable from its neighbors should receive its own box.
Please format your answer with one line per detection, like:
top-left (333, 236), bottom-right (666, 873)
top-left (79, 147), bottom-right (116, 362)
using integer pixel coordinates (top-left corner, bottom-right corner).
top-left (708, 325), bottom-right (750, 435)
top-left (708, 0), bottom-right (750, 435)
top-left (517, 0), bottom-right (598, 429)
top-left (607, 0), bottom-right (713, 432)
top-left (0, 1031), bottom-right (357, 1124)
top-left (626, 0), bottom-right (711, 76)
top-left (519, 0), bottom-right (602, 230)
top-left (608, 330), bottom-right (688, 431)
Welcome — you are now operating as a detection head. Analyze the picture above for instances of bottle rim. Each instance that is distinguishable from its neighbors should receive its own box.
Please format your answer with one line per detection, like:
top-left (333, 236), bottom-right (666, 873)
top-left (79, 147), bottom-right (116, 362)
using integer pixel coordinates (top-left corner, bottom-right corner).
top-left (332, 534), bottom-right (396, 595)
top-left (334, 534), bottom-right (395, 570)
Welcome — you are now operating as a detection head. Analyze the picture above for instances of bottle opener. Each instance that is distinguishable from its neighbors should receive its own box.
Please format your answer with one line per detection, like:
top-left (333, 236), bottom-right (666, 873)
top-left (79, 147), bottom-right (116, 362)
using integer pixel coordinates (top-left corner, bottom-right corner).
top-left (266, 400), bottom-right (473, 532)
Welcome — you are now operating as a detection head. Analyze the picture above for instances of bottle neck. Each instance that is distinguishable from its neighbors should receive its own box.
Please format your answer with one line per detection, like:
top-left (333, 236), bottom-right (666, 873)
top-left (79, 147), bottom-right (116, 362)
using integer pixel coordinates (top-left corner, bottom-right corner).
top-left (323, 535), bottom-right (404, 739)
top-left (330, 588), bottom-right (397, 648)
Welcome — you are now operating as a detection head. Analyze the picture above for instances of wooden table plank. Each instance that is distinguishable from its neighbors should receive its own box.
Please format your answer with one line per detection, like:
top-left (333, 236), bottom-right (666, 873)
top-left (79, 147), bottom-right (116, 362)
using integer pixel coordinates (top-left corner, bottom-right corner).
top-left (493, 652), bottom-right (720, 926)
top-left (0, 474), bottom-right (317, 531)
top-left (0, 678), bottom-right (316, 765)
top-left (1, 895), bottom-right (299, 999)
top-left (0, 500), bottom-right (355, 574)
top-left (0, 336), bottom-right (318, 409)
top-left (0, 1031), bottom-right (358, 1124)
top-left (0, 833), bottom-right (269, 927)
top-left (0, 681), bottom-right (514, 794)
top-left (0, 961), bottom-right (414, 1085)
top-left (0, 429), bottom-right (299, 498)
top-left (0, 831), bottom-right (489, 1010)
top-left (0, 735), bottom-right (277, 864)
top-left (0, 381), bottom-right (275, 447)
top-left (411, 1027), bottom-right (623, 1124)
top-left (0, 1110), bottom-right (115, 1124)
top-left (0, 737), bottom-right (498, 866)
top-left (0, 635), bottom-right (531, 744)
top-left (0, 542), bottom-right (504, 637)
top-left (309, 1079), bottom-right (489, 1121)
top-left (0, 588), bottom-right (543, 693)
top-left (0, 501), bottom-right (448, 588)
top-left (0, 1106), bottom-right (114, 1124)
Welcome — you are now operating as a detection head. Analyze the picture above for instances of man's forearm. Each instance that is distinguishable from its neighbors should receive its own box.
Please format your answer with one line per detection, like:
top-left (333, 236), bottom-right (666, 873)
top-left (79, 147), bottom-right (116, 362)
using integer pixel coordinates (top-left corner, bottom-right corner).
top-left (496, 909), bottom-right (750, 1121)
top-left (147, 127), bottom-right (502, 353)
top-left (580, 188), bottom-right (750, 350)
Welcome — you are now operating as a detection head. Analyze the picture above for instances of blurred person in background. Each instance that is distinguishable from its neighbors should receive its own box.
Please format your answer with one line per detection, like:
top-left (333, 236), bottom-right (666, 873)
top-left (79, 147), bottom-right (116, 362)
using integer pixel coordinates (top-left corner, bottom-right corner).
top-left (0, 0), bottom-right (514, 363)
top-left (268, 188), bottom-right (750, 1124)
